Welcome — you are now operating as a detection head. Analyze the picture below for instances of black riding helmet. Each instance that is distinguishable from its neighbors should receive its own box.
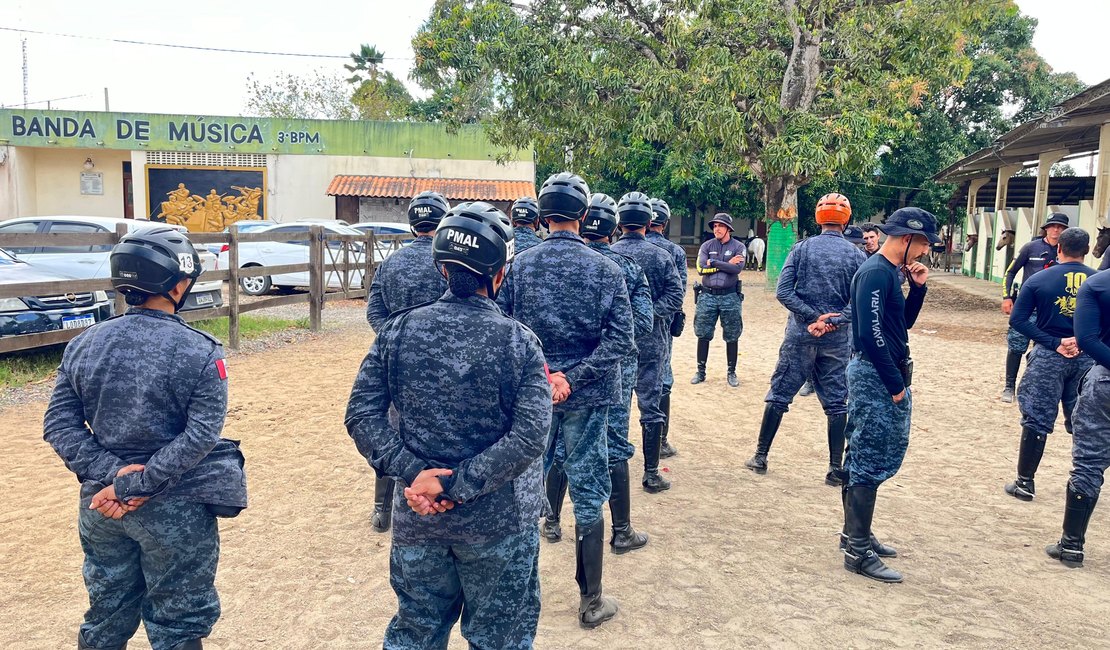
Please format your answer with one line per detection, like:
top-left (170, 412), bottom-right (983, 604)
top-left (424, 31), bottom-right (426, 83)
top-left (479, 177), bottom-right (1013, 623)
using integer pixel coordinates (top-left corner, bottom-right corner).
top-left (582, 193), bottom-right (619, 240)
top-left (433, 201), bottom-right (514, 297)
top-left (511, 196), bottom-right (541, 226)
top-left (649, 198), bottom-right (671, 227)
top-left (110, 226), bottom-right (202, 312)
top-left (408, 191), bottom-right (450, 233)
top-left (538, 172), bottom-right (590, 222)
top-left (617, 192), bottom-right (653, 229)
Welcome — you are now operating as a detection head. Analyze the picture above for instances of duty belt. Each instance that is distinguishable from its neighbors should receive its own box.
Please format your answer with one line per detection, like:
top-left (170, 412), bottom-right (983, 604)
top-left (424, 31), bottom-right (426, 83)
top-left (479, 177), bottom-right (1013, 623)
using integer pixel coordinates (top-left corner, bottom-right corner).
top-left (701, 285), bottom-right (736, 296)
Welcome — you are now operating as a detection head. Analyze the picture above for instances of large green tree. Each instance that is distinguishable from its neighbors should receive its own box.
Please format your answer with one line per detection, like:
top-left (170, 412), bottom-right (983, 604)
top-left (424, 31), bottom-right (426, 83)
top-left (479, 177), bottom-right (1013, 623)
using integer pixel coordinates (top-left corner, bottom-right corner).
top-left (413, 0), bottom-right (986, 230)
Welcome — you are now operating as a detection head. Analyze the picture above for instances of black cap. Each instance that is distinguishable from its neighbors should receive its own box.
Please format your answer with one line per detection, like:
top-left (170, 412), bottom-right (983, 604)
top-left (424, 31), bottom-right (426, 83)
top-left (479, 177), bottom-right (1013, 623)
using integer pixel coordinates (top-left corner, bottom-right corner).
top-left (876, 207), bottom-right (942, 245)
top-left (708, 213), bottom-right (734, 232)
top-left (842, 224), bottom-right (864, 244)
top-left (432, 201), bottom-right (514, 281)
top-left (408, 191), bottom-right (450, 231)
top-left (1040, 212), bottom-right (1069, 230)
top-left (110, 226), bottom-right (202, 310)
top-left (538, 172), bottom-right (590, 222)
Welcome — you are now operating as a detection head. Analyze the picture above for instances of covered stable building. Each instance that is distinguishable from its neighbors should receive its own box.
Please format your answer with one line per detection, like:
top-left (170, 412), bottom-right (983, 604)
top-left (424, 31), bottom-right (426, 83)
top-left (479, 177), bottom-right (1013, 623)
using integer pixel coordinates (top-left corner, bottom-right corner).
top-left (935, 78), bottom-right (1110, 282)
top-left (0, 109), bottom-right (534, 230)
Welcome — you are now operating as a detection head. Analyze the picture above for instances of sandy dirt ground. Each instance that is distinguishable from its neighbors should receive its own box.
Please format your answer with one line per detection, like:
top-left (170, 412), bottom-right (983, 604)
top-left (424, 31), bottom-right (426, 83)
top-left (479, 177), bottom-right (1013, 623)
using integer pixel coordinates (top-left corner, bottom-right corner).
top-left (2, 272), bottom-right (1108, 649)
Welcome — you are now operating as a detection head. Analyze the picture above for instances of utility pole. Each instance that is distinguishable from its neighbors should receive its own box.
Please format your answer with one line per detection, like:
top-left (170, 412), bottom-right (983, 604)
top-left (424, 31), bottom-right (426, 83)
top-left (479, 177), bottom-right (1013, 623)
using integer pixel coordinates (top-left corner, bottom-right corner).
top-left (104, 88), bottom-right (110, 111)
top-left (22, 38), bottom-right (29, 108)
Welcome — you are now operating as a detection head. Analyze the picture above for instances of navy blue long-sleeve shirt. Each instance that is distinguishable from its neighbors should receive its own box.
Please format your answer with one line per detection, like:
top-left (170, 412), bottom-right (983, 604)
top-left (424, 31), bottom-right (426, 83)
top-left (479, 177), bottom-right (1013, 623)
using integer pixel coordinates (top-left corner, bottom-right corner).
top-left (1010, 261), bottom-right (1096, 351)
top-left (850, 254), bottom-right (927, 396)
top-left (1003, 237), bottom-right (1056, 299)
top-left (1073, 270), bottom-right (1110, 370)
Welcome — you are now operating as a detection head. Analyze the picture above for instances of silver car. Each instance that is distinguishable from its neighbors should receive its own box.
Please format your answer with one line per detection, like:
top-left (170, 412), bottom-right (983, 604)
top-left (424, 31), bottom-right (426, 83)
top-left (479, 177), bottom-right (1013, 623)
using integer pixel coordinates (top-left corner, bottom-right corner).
top-left (0, 216), bottom-right (223, 311)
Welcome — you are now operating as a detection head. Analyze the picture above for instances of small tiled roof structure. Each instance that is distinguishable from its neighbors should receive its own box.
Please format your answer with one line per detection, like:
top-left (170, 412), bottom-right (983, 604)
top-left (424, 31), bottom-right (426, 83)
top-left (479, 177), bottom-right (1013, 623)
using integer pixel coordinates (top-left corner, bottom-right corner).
top-left (326, 175), bottom-right (535, 202)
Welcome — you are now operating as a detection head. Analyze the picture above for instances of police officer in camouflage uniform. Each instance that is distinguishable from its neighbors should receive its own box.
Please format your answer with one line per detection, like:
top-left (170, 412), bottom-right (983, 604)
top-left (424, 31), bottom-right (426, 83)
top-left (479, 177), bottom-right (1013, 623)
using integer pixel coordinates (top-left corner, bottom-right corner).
top-left (999, 212), bottom-right (1066, 402)
top-left (346, 202), bottom-right (552, 647)
top-left (839, 208), bottom-right (939, 584)
top-left (692, 213), bottom-right (746, 387)
top-left (511, 196), bottom-right (544, 253)
top-left (365, 190), bottom-right (451, 533)
top-left (647, 198), bottom-right (688, 457)
top-left (45, 227), bottom-right (247, 650)
top-left (1045, 264), bottom-right (1110, 567)
top-left (499, 172), bottom-right (634, 628)
top-left (744, 194), bottom-right (865, 485)
top-left (1005, 227), bottom-right (1096, 502)
top-left (612, 192), bottom-right (685, 493)
top-left (544, 194), bottom-right (654, 552)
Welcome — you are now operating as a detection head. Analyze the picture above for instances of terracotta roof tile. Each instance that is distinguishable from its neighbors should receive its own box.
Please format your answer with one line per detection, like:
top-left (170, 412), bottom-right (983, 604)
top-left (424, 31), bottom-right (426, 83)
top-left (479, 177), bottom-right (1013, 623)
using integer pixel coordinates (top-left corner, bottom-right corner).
top-left (326, 175), bottom-right (535, 202)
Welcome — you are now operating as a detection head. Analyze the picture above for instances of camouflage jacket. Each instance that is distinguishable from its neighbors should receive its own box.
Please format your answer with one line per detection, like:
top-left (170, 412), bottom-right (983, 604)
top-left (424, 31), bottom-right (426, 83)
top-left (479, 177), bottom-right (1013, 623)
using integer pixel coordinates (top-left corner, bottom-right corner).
top-left (499, 230), bottom-right (635, 410)
top-left (777, 230), bottom-right (867, 342)
top-left (587, 240), bottom-right (654, 343)
top-left (345, 290), bottom-right (551, 544)
top-left (646, 230), bottom-right (689, 297)
top-left (366, 236), bottom-right (448, 332)
top-left (44, 308), bottom-right (247, 508)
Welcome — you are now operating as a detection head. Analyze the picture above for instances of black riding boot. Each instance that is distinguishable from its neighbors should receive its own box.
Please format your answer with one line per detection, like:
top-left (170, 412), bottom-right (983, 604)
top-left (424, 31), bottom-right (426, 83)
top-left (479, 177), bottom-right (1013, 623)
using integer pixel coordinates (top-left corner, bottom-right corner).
top-left (170, 641), bottom-right (203, 650)
top-left (1005, 427), bottom-right (1047, 501)
top-left (825, 414), bottom-right (847, 486)
top-left (1046, 483), bottom-right (1099, 568)
top-left (843, 486), bottom-right (903, 583)
top-left (838, 482), bottom-right (897, 558)
top-left (609, 461), bottom-right (649, 553)
top-left (78, 632), bottom-right (127, 650)
top-left (744, 404), bottom-right (784, 474)
top-left (544, 463), bottom-right (568, 542)
top-left (1001, 350), bottom-right (1022, 403)
top-left (371, 475), bottom-right (395, 533)
top-left (641, 422), bottom-right (671, 492)
top-left (659, 393), bottom-right (677, 458)
top-left (576, 519), bottom-right (619, 628)
top-left (726, 341), bottom-right (739, 387)
top-left (691, 338), bottom-right (710, 384)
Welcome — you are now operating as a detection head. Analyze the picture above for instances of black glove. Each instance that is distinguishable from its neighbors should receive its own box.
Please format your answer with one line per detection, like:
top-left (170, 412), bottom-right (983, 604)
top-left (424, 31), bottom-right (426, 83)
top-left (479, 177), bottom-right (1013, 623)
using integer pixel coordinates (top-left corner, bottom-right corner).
top-left (670, 311), bottom-right (686, 337)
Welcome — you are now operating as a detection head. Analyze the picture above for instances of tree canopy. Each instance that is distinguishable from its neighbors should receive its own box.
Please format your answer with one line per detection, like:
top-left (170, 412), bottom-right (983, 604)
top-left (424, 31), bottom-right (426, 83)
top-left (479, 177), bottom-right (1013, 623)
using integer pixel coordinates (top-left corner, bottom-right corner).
top-left (413, 0), bottom-right (989, 224)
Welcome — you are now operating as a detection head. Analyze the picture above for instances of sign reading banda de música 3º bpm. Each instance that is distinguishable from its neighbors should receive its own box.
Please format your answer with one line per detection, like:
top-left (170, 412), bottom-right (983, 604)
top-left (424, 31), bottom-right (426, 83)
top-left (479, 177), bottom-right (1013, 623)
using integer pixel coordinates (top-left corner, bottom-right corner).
top-left (0, 109), bottom-right (523, 160)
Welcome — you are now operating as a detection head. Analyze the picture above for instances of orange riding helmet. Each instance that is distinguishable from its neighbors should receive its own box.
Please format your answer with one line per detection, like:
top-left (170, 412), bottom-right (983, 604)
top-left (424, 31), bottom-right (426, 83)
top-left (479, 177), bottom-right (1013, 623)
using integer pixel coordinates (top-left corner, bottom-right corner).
top-left (815, 192), bottom-right (852, 225)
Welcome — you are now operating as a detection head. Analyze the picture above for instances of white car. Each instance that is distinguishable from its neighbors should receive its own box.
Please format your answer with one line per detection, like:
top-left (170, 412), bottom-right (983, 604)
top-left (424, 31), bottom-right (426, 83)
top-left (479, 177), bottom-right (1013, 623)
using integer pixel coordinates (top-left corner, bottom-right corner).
top-left (217, 222), bottom-right (376, 296)
top-left (0, 216), bottom-right (223, 311)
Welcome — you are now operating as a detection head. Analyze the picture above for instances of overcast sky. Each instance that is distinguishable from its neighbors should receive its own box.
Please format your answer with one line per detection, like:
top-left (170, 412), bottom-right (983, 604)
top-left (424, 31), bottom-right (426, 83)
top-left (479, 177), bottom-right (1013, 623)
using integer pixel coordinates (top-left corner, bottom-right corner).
top-left (1, 0), bottom-right (1107, 116)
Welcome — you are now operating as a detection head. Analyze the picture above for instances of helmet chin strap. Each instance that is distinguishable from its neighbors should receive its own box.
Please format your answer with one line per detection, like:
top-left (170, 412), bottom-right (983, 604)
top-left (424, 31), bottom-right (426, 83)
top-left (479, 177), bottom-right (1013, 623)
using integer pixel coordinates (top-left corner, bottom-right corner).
top-left (166, 278), bottom-right (197, 313)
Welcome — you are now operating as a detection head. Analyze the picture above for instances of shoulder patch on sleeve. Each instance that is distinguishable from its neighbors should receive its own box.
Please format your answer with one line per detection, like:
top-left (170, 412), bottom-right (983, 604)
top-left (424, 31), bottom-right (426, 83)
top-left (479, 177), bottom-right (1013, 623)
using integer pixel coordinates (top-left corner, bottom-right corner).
top-left (184, 323), bottom-right (225, 348)
top-left (215, 358), bottom-right (228, 380)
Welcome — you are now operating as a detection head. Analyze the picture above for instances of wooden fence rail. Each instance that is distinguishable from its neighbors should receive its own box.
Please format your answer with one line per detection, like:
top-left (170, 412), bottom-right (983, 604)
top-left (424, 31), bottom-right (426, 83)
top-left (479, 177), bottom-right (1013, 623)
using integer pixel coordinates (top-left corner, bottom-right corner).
top-left (1, 226), bottom-right (409, 354)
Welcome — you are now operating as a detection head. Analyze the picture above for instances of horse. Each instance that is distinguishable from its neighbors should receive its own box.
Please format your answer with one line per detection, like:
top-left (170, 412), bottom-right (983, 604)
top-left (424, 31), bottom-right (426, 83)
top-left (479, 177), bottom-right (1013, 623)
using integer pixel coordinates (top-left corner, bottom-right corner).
top-left (1095, 225), bottom-right (1110, 259)
top-left (746, 236), bottom-right (766, 271)
top-left (995, 230), bottom-right (1015, 251)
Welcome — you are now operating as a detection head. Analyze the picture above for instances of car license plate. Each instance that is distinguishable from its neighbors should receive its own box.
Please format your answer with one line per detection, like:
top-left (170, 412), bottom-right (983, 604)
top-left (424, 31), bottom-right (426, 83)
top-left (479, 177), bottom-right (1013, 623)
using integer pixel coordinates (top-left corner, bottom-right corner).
top-left (195, 293), bottom-right (214, 305)
top-left (62, 315), bottom-right (96, 330)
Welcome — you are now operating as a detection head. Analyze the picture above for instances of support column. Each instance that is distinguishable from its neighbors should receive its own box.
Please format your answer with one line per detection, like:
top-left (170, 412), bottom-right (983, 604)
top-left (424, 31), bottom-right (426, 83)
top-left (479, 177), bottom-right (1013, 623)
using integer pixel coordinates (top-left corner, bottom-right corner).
top-left (1034, 150), bottom-right (1068, 225)
top-left (965, 178), bottom-right (988, 277)
top-left (1093, 123), bottom-right (1110, 227)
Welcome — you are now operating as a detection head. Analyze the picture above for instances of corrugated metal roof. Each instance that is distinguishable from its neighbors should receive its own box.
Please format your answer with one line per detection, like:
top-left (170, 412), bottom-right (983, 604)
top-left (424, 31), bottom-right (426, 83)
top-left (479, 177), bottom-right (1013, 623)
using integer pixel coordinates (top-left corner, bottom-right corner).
top-left (326, 175), bottom-right (535, 201)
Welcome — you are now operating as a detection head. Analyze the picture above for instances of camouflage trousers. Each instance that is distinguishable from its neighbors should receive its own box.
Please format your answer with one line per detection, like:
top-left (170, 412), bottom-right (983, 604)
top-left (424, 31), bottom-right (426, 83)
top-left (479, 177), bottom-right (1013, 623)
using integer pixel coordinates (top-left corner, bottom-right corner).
top-left (1069, 364), bottom-right (1110, 498)
top-left (633, 321), bottom-right (669, 425)
top-left (1018, 345), bottom-right (1094, 436)
top-left (662, 334), bottom-right (674, 395)
top-left (545, 407), bottom-right (611, 527)
top-left (693, 291), bottom-right (743, 342)
top-left (385, 526), bottom-right (540, 650)
top-left (1006, 315), bottom-right (1036, 354)
top-left (844, 358), bottom-right (913, 489)
top-left (77, 488), bottom-right (220, 650)
top-left (550, 356), bottom-right (637, 468)
top-left (765, 331), bottom-right (851, 417)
